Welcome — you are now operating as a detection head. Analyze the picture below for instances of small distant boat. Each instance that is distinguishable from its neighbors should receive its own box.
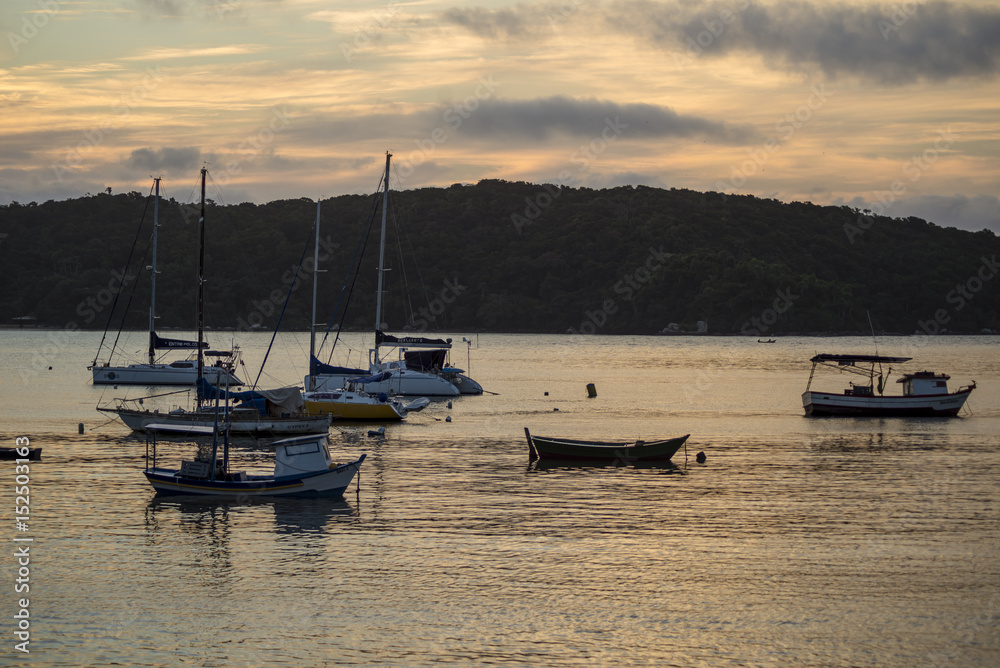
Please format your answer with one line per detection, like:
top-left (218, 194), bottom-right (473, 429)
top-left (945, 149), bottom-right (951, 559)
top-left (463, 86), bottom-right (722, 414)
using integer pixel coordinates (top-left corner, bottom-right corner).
top-left (524, 428), bottom-right (690, 462)
top-left (143, 425), bottom-right (365, 499)
top-left (0, 447), bottom-right (41, 460)
top-left (802, 353), bottom-right (976, 417)
top-left (757, 338), bottom-right (776, 343)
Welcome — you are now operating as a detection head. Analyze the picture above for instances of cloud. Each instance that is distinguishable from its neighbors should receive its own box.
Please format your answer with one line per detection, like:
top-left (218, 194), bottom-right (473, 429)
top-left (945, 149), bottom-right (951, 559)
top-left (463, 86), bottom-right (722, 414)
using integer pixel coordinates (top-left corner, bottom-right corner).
top-left (288, 96), bottom-right (755, 145)
top-left (837, 193), bottom-right (1000, 233)
top-left (441, 4), bottom-right (562, 40)
top-left (127, 146), bottom-right (203, 172)
top-left (895, 193), bottom-right (1000, 233)
top-left (443, 1), bottom-right (1000, 84)
top-left (441, 96), bottom-right (756, 142)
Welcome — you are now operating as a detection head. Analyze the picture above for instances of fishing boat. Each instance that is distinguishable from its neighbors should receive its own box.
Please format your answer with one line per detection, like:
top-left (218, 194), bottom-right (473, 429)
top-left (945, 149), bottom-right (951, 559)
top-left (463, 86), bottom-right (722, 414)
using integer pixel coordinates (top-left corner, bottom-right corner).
top-left (98, 168), bottom-right (330, 436)
top-left (307, 153), bottom-right (477, 397)
top-left (802, 353), bottom-right (976, 417)
top-left (524, 428), bottom-right (690, 462)
top-left (143, 425), bottom-right (364, 499)
top-left (89, 177), bottom-right (243, 387)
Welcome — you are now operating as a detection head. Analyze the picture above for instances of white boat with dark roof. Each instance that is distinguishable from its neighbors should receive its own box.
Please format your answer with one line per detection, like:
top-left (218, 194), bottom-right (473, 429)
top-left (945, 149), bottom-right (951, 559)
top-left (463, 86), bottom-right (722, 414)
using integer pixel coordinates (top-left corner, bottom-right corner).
top-left (802, 353), bottom-right (976, 417)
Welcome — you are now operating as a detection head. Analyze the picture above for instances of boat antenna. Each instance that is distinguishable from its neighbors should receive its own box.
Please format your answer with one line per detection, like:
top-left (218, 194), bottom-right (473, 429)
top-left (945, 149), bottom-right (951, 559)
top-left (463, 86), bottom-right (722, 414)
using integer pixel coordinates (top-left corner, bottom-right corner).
top-left (867, 310), bottom-right (880, 356)
top-left (867, 310), bottom-right (885, 394)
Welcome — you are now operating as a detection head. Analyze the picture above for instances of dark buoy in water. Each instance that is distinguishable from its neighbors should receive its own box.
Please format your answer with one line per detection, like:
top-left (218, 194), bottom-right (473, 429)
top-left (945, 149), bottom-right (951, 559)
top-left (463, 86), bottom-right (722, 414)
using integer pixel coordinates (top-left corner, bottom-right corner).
top-left (586, 383), bottom-right (597, 398)
top-left (78, 423), bottom-right (84, 435)
top-left (445, 416), bottom-right (452, 422)
top-left (696, 451), bottom-right (706, 463)
top-left (544, 391), bottom-right (549, 396)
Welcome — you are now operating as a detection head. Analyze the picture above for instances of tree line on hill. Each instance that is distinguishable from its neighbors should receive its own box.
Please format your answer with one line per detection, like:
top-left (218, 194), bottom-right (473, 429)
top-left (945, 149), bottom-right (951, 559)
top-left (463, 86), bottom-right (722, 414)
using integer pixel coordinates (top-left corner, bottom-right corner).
top-left (1, 180), bottom-right (998, 336)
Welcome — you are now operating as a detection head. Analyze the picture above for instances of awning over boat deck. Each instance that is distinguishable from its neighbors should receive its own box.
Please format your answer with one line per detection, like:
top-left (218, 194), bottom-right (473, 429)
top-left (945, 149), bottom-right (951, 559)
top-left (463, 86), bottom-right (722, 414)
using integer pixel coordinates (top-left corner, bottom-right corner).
top-left (810, 353), bottom-right (912, 365)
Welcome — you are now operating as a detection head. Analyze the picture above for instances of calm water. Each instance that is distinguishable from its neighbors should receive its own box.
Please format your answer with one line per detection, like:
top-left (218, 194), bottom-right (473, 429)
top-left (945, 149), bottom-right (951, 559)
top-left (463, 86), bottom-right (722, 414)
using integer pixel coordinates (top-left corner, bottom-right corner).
top-left (2, 330), bottom-right (998, 667)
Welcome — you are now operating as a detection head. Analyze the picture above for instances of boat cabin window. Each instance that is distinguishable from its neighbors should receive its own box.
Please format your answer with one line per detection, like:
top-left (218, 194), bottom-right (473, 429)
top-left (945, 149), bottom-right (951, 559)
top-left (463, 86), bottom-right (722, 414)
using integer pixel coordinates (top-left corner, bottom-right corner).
top-left (282, 442), bottom-right (320, 456)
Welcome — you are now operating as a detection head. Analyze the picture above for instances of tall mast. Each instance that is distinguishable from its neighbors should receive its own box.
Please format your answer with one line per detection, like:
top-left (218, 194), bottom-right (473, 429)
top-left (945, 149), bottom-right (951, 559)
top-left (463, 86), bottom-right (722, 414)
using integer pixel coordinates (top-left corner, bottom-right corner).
top-left (310, 198), bottom-right (321, 363)
top-left (147, 177), bottom-right (160, 364)
top-left (373, 151), bottom-right (391, 361)
top-left (196, 167), bottom-right (206, 404)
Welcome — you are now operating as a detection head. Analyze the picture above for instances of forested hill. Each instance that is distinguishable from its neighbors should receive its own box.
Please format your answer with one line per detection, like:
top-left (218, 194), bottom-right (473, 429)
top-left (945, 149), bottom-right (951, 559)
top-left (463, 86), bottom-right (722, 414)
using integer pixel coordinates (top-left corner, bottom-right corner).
top-left (2, 181), bottom-right (998, 336)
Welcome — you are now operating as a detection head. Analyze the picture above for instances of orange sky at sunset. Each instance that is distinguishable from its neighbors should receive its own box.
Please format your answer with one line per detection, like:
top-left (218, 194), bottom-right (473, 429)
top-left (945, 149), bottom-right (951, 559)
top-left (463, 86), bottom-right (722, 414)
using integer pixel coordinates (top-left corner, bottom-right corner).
top-left (2, 0), bottom-right (998, 232)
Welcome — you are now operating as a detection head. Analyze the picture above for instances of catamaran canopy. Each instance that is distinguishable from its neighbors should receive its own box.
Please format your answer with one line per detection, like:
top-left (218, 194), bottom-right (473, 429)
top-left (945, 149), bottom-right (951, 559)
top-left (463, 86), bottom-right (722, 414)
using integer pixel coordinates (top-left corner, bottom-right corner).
top-left (810, 354), bottom-right (912, 364)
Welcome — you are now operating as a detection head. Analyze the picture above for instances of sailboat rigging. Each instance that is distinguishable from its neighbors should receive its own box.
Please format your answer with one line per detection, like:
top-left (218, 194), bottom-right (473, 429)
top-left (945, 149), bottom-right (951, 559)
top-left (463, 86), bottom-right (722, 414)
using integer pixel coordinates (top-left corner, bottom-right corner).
top-left (98, 168), bottom-right (331, 436)
top-left (89, 176), bottom-right (243, 386)
top-left (307, 152), bottom-right (482, 397)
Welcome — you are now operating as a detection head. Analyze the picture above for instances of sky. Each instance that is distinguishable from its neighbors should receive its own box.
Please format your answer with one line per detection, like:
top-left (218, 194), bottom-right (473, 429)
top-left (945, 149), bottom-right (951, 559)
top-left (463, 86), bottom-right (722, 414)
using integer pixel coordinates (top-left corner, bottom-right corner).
top-left (1, 0), bottom-right (999, 233)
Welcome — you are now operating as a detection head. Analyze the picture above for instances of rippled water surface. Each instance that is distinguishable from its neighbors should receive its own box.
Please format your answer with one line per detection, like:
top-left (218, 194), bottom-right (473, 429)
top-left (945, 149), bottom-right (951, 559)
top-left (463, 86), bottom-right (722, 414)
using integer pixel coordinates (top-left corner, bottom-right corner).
top-left (2, 331), bottom-right (998, 666)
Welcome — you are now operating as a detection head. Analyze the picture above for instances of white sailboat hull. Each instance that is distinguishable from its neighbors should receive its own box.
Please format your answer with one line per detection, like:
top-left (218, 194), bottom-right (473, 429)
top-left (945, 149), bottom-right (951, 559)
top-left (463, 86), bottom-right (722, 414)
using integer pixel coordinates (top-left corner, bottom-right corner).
top-left (100, 407), bottom-right (331, 435)
top-left (92, 363), bottom-right (242, 386)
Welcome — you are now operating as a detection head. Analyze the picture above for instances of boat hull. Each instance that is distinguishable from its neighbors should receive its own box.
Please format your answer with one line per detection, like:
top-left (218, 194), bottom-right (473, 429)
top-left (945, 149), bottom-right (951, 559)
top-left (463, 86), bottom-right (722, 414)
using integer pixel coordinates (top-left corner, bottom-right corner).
top-left (302, 396), bottom-right (406, 420)
top-left (530, 434), bottom-right (690, 462)
top-left (144, 457), bottom-right (364, 499)
top-left (802, 389), bottom-right (973, 417)
top-left (92, 364), bottom-right (242, 386)
top-left (308, 369), bottom-right (460, 396)
top-left (100, 407), bottom-right (331, 435)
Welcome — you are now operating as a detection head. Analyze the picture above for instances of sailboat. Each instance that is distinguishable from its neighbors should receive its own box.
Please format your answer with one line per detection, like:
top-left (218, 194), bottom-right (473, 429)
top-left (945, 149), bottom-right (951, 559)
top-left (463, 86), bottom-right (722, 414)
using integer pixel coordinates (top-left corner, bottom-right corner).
top-left (307, 152), bottom-right (479, 397)
top-left (98, 168), bottom-right (331, 436)
top-left (89, 177), bottom-right (243, 386)
top-left (300, 199), bottom-right (421, 419)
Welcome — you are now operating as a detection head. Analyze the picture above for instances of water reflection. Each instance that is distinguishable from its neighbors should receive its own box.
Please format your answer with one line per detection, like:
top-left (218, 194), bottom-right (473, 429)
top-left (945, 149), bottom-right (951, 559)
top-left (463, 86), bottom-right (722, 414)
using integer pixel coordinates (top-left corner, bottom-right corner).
top-left (527, 459), bottom-right (684, 474)
top-left (271, 498), bottom-right (358, 534)
top-left (144, 500), bottom-right (237, 595)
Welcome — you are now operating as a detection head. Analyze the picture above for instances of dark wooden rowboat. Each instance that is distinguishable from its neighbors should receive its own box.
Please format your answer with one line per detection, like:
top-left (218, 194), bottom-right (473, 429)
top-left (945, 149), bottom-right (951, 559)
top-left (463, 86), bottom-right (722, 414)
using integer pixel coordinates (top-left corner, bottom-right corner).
top-left (524, 428), bottom-right (689, 462)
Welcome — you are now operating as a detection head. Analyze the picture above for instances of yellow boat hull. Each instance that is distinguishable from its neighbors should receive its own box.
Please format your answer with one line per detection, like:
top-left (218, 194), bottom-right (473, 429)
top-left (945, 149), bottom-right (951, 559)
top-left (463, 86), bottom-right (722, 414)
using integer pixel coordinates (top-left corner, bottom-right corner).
top-left (302, 394), bottom-right (405, 421)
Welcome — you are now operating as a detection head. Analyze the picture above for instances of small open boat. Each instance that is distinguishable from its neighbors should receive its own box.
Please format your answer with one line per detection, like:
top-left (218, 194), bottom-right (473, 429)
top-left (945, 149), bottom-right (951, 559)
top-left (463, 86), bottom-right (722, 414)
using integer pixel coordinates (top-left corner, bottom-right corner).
top-left (524, 428), bottom-right (690, 462)
top-left (143, 424), bottom-right (365, 499)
